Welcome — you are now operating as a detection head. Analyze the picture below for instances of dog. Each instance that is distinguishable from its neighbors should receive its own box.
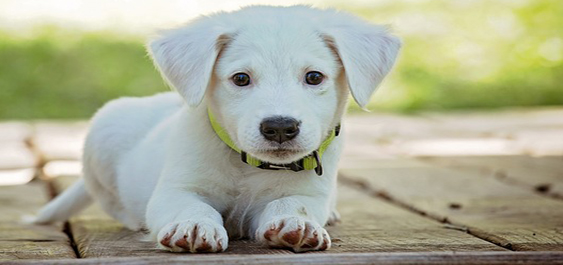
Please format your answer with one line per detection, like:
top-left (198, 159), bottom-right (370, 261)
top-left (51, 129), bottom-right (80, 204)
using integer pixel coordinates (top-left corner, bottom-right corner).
top-left (34, 5), bottom-right (400, 253)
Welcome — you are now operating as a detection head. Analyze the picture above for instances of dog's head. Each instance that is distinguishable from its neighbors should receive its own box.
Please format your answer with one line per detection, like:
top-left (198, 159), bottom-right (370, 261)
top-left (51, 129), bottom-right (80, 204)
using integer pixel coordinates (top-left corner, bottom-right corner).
top-left (149, 6), bottom-right (400, 164)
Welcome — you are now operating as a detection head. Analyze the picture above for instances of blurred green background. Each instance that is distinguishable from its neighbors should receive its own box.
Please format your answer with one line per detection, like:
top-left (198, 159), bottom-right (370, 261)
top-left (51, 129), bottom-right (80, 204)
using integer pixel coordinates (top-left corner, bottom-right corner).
top-left (0, 0), bottom-right (562, 120)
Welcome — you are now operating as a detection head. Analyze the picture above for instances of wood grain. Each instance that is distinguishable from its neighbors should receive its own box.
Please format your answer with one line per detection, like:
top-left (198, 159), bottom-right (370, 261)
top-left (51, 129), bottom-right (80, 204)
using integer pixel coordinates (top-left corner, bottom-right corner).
top-left (51, 174), bottom-right (503, 258)
top-left (418, 156), bottom-right (563, 198)
top-left (32, 122), bottom-right (88, 162)
top-left (0, 123), bottom-right (36, 170)
top-left (0, 181), bottom-right (76, 260)
top-left (340, 158), bottom-right (563, 251)
top-left (329, 185), bottom-right (503, 252)
top-left (52, 176), bottom-right (295, 257)
top-left (8, 252), bottom-right (563, 265)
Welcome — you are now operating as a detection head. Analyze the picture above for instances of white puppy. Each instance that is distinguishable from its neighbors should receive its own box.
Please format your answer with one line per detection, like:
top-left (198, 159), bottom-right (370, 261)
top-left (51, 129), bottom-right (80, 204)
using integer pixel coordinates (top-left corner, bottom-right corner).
top-left (34, 5), bottom-right (400, 253)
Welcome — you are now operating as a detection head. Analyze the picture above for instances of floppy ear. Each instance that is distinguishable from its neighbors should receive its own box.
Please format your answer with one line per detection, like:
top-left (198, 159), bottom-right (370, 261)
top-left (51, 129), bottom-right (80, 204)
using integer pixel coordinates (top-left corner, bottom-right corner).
top-left (148, 18), bottom-right (230, 107)
top-left (322, 16), bottom-right (401, 108)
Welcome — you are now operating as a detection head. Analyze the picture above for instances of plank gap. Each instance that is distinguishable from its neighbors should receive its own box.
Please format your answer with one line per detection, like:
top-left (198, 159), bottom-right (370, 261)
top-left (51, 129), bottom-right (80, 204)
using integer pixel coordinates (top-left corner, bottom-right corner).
top-left (338, 173), bottom-right (516, 251)
top-left (63, 221), bottom-right (81, 259)
top-left (26, 132), bottom-right (47, 182)
top-left (338, 174), bottom-right (447, 222)
top-left (43, 177), bottom-right (81, 259)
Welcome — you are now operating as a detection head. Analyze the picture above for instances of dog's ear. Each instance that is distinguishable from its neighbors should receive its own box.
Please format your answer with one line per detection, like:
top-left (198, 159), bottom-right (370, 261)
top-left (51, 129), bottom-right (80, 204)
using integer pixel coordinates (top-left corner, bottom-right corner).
top-left (322, 15), bottom-right (401, 108)
top-left (148, 18), bottom-right (230, 107)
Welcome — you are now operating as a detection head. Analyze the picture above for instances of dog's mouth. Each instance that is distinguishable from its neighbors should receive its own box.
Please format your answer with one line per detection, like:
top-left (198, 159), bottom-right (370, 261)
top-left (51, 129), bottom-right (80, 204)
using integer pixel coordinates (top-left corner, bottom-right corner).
top-left (261, 148), bottom-right (301, 156)
top-left (252, 147), bottom-right (309, 163)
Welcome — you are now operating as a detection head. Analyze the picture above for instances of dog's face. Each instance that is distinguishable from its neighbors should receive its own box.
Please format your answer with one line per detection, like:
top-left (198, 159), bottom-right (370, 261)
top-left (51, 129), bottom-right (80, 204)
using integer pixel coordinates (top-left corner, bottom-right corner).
top-left (210, 28), bottom-right (344, 163)
top-left (149, 6), bottom-right (401, 164)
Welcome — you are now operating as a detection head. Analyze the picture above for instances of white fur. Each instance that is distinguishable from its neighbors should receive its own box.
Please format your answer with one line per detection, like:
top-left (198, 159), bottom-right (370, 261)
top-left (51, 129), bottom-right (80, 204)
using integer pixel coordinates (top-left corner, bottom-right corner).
top-left (34, 5), bottom-right (400, 253)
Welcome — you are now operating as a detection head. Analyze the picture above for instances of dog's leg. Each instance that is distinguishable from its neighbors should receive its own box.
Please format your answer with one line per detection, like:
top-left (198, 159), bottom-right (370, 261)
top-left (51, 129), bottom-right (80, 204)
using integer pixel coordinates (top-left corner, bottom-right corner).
top-left (146, 189), bottom-right (228, 253)
top-left (254, 195), bottom-right (331, 252)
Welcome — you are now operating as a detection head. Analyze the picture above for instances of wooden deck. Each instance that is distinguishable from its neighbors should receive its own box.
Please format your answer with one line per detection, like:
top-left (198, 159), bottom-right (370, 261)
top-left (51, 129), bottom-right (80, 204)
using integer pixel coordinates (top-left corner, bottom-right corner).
top-left (1, 108), bottom-right (562, 264)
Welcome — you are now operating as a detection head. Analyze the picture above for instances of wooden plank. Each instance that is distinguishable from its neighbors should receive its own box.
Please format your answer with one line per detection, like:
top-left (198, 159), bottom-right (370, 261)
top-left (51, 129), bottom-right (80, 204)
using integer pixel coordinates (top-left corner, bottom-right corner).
top-left (512, 128), bottom-right (563, 156)
top-left (343, 108), bottom-right (563, 159)
top-left (329, 185), bottom-right (504, 252)
top-left (0, 123), bottom-right (37, 170)
top-left (421, 108), bottom-right (563, 134)
top-left (69, 218), bottom-right (292, 257)
top-left (341, 114), bottom-right (488, 159)
top-left (0, 181), bottom-right (76, 260)
top-left (51, 175), bottom-right (503, 258)
top-left (421, 108), bottom-right (563, 156)
top-left (0, 142), bottom-right (36, 170)
top-left (51, 176), bottom-right (294, 257)
top-left (9, 252), bottom-right (563, 265)
top-left (32, 122), bottom-right (88, 161)
top-left (0, 122), bottom-right (32, 143)
top-left (340, 158), bottom-right (563, 251)
top-left (419, 156), bottom-right (563, 199)
top-left (0, 168), bottom-right (35, 186)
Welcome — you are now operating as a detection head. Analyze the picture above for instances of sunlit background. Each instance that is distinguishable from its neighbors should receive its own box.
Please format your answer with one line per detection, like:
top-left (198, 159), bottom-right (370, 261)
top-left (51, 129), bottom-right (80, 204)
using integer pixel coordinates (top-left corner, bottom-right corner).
top-left (0, 0), bottom-right (562, 119)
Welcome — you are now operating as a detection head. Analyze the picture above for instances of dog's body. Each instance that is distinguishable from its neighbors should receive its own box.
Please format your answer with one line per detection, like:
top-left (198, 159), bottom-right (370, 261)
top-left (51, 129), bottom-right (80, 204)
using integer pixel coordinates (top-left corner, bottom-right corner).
top-left (34, 5), bottom-right (400, 253)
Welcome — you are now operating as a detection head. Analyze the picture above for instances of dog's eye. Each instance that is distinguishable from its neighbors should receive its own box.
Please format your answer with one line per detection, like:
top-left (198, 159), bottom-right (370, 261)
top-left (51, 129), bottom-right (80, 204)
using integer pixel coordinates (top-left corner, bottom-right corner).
top-left (232, 73), bottom-right (251, 87)
top-left (305, 71), bottom-right (324, 85)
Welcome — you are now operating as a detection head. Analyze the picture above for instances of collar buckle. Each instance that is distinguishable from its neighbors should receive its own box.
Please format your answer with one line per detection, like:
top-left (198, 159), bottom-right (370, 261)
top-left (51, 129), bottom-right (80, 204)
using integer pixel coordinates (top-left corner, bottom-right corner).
top-left (311, 151), bottom-right (323, 176)
top-left (241, 151), bottom-right (305, 172)
top-left (241, 151), bottom-right (323, 176)
top-left (258, 162), bottom-right (304, 172)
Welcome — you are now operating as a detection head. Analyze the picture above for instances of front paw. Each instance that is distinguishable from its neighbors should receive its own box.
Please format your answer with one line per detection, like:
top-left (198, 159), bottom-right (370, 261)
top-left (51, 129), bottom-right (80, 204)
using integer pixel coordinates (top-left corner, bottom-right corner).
top-left (157, 219), bottom-right (228, 253)
top-left (256, 216), bottom-right (330, 252)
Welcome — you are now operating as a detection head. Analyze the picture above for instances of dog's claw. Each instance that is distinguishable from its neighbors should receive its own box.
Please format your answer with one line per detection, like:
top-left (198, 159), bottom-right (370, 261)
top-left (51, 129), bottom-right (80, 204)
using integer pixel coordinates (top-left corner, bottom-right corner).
top-left (256, 216), bottom-right (331, 252)
top-left (157, 220), bottom-right (228, 253)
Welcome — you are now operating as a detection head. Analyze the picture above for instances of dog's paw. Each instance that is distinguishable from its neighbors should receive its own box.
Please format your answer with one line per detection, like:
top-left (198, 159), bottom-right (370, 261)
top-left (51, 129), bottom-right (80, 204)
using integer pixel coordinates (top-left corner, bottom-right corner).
top-left (157, 220), bottom-right (228, 253)
top-left (256, 216), bottom-right (330, 252)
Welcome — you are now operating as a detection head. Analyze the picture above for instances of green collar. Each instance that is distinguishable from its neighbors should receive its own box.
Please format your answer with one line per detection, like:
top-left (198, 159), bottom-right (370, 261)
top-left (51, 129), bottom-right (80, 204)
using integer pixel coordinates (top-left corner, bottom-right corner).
top-left (208, 109), bottom-right (340, 176)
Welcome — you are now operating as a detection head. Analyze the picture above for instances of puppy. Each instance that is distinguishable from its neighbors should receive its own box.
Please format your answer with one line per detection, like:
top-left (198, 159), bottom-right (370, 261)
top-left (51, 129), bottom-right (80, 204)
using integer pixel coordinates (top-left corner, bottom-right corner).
top-left (34, 5), bottom-right (400, 253)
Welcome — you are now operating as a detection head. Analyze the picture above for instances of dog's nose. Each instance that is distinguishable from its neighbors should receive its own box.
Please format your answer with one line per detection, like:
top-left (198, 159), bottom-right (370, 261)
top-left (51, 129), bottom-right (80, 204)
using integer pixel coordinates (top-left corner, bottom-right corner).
top-left (260, 117), bottom-right (300, 144)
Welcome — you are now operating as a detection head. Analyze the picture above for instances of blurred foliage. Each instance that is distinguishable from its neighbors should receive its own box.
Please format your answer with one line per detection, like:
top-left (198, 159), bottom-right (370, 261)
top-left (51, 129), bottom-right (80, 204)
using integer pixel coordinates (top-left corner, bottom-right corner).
top-left (345, 0), bottom-right (563, 112)
top-left (0, 29), bottom-right (166, 119)
top-left (1, 0), bottom-right (562, 119)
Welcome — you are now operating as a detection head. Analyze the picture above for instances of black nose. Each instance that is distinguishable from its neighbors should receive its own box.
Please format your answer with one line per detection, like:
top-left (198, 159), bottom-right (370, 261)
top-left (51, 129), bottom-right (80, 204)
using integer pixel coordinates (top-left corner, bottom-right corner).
top-left (260, 117), bottom-right (300, 144)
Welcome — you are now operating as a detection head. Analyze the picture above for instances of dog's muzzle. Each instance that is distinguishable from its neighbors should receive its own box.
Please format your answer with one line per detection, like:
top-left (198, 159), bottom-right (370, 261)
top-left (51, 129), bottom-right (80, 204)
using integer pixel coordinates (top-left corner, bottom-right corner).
top-left (208, 109), bottom-right (340, 176)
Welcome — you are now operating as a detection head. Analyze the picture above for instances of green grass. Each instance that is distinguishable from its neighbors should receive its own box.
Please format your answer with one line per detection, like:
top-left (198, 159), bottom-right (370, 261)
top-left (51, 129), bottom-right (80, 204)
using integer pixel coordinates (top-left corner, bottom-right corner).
top-left (346, 0), bottom-right (563, 113)
top-left (0, 29), bottom-right (167, 119)
top-left (1, 0), bottom-right (563, 119)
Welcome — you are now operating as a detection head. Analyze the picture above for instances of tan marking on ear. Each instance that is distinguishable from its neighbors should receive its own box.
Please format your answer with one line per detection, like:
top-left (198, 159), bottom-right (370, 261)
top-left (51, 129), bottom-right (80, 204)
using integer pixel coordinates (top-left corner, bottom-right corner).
top-left (207, 33), bottom-right (233, 96)
top-left (321, 34), bottom-right (343, 67)
top-left (216, 34), bottom-right (232, 52)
